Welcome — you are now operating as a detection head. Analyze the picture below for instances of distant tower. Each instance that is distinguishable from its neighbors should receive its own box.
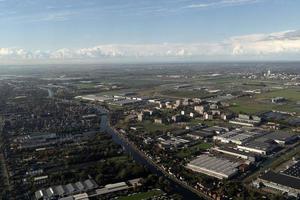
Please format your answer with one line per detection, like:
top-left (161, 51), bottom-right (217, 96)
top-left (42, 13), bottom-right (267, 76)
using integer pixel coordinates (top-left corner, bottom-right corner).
top-left (267, 69), bottom-right (271, 77)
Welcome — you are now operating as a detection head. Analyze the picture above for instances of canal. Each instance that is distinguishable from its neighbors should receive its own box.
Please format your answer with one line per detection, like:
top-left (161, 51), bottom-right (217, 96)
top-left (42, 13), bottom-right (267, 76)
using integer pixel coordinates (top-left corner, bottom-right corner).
top-left (100, 113), bottom-right (204, 200)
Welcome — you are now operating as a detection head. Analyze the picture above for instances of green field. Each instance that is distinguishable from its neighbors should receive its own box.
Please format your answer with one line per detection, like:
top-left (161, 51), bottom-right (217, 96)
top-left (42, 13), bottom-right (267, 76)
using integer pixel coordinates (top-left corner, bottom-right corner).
top-left (76, 83), bottom-right (98, 89)
top-left (176, 142), bottom-right (213, 159)
top-left (190, 142), bottom-right (213, 151)
top-left (257, 88), bottom-right (300, 101)
top-left (118, 189), bottom-right (163, 200)
top-left (159, 89), bottom-right (212, 99)
top-left (229, 88), bottom-right (300, 115)
top-left (188, 118), bottom-right (221, 126)
top-left (137, 120), bottom-right (174, 133)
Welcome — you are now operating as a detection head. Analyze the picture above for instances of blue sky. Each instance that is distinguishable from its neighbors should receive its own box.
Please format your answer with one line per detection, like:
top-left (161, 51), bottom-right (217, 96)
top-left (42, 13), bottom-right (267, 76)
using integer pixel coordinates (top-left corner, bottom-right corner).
top-left (0, 0), bottom-right (300, 63)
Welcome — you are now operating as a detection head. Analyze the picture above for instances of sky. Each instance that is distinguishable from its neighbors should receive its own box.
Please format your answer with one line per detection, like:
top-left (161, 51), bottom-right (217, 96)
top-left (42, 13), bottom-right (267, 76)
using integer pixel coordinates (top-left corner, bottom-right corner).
top-left (0, 0), bottom-right (300, 64)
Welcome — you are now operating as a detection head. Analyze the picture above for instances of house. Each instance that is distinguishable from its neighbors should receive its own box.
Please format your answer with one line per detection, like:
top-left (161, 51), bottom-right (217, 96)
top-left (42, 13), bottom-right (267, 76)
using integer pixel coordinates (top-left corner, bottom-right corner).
top-left (194, 105), bottom-right (208, 114)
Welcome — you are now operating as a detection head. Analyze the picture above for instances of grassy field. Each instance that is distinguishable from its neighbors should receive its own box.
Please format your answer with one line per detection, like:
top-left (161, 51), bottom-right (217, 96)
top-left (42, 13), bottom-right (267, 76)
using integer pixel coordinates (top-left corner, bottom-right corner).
top-left (137, 120), bottom-right (174, 133)
top-left (257, 88), bottom-right (300, 100)
top-left (176, 142), bottom-right (213, 159)
top-left (118, 189), bottom-right (163, 200)
top-left (159, 89), bottom-right (212, 99)
top-left (188, 118), bottom-right (215, 126)
top-left (229, 88), bottom-right (300, 115)
top-left (190, 142), bottom-right (213, 150)
top-left (76, 83), bottom-right (99, 89)
top-left (229, 97), bottom-right (274, 114)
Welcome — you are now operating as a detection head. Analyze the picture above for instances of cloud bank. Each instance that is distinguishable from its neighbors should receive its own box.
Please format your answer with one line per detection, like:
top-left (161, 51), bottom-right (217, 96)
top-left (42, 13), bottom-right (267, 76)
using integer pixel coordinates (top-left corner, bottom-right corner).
top-left (186, 0), bottom-right (262, 9)
top-left (1, 29), bottom-right (300, 63)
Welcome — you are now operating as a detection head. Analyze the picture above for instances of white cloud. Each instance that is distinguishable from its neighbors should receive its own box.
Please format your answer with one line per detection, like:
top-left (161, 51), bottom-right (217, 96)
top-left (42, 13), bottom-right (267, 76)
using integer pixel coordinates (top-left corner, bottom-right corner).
top-left (186, 0), bottom-right (261, 9)
top-left (229, 30), bottom-right (300, 55)
top-left (1, 29), bottom-right (300, 63)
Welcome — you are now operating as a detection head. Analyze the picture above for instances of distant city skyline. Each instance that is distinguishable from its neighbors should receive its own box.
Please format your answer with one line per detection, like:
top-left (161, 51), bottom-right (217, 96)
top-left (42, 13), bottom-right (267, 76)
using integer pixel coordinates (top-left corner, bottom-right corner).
top-left (0, 0), bottom-right (300, 64)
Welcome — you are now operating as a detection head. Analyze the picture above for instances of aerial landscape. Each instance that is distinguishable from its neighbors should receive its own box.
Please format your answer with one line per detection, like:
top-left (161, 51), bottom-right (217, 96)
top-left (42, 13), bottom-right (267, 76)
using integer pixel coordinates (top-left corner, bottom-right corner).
top-left (0, 0), bottom-right (300, 200)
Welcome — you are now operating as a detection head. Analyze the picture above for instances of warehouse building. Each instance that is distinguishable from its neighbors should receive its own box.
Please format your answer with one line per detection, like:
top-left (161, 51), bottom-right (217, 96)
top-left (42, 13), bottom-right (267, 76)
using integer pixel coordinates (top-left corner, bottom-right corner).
top-left (237, 140), bottom-right (277, 155)
top-left (212, 147), bottom-right (258, 163)
top-left (186, 154), bottom-right (240, 179)
top-left (35, 179), bottom-right (98, 200)
top-left (263, 131), bottom-right (299, 145)
top-left (257, 171), bottom-right (300, 197)
top-left (283, 160), bottom-right (300, 178)
top-left (229, 114), bottom-right (261, 127)
top-left (213, 129), bottom-right (259, 145)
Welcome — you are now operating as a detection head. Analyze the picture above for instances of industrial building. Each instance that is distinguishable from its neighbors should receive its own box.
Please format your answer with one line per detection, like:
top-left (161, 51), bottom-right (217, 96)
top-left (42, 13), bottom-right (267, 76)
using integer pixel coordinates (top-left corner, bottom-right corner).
top-left (186, 154), bottom-right (240, 179)
top-left (16, 131), bottom-right (98, 150)
top-left (95, 182), bottom-right (129, 196)
top-left (229, 114), bottom-right (261, 127)
top-left (213, 129), bottom-right (258, 145)
top-left (35, 179), bottom-right (98, 200)
top-left (212, 147), bottom-right (257, 163)
top-left (257, 171), bottom-right (300, 197)
top-left (283, 160), bottom-right (300, 178)
top-left (263, 131), bottom-right (299, 145)
top-left (157, 136), bottom-right (191, 150)
top-left (111, 99), bottom-right (141, 106)
top-left (236, 131), bottom-right (297, 155)
top-left (237, 140), bottom-right (277, 155)
top-left (35, 178), bottom-right (142, 200)
top-left (75, 95), bottom-right (112, 102)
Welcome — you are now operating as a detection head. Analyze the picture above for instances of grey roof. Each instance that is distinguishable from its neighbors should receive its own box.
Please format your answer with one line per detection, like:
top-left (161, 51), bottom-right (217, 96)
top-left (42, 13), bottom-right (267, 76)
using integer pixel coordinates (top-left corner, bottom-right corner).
top-left (75, 181), bottom-right (85, 191)
top-left (65, 183), bottom-right (76, 194)
top-left (202, 126), bottom-right (228, 133)
top-left (83, 179), bottom-right (96, 190)
top-left (283, 161), bottom-right (300, 178)
top-left (35, 190), bottom-right (44, 200)
top-left (128, 178), bottom-right (142, 186)
top-left (45, 187), bottom-right (55, 197)
top-left (264, 131), bottom-right (298, 142)
top-left (260, 171), bottom-right (300, 190)
top-left (96, 182), bottom-right (129, 195)
top-left (54, 185), bottom-right (65, 196)
top-left (243, 141), bottom-right (274, 151)
top-left (187, 154), bottom-right (240, 178)
top-left (215, 147), bottom-right (257, 157)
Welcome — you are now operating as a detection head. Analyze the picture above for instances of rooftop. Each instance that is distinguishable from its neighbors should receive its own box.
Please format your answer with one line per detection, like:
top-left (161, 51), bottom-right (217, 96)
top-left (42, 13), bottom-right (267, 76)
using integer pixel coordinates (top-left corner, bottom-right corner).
top-left (260, 171), bottom-right (300, 190)
top-left (283, 160), bottom-right (300, 179)
top-left (187, 154), bottom-right (240, 179)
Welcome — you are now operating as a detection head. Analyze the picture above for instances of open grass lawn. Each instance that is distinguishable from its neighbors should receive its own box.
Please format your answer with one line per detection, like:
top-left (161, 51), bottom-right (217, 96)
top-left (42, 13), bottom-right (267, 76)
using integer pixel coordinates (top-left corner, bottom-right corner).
top-left (190, 142), bottom-right (213, 150)
top-left (189, 118), bottom-right (219, 126)
top-left (176, 142), bottom-right (213, 159)
top-left (159, 89), bottom-right (212, 99)
top-left (76, 83), bottom-right (98, 89)
top-left (137, 120), bottom-right (174, 133)
top-left (118, 189), bottom-right (163, 200)
top-left (229, 88), bottom-right (300, 115)
top-left (229, 97), bottom-right (274, 114)
top-left (256, 88), bottom-right (300, 101)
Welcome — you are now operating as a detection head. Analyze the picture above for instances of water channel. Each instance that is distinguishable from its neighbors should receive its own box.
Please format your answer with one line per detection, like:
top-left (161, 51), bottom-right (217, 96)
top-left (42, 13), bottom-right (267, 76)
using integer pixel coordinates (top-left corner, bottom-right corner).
top-left (100, 113), bottom-right (203, 200)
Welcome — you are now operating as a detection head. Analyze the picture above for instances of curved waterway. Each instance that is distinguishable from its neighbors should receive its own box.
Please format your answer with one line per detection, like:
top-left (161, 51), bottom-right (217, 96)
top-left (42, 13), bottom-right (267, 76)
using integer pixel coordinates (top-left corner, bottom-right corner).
top-left (100, 113), bottom-right (204, 200)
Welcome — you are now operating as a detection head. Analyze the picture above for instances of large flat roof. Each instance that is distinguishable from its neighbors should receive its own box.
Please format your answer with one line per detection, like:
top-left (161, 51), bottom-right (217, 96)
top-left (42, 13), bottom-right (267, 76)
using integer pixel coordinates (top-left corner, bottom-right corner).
top-left (214, 129), bottom-right (258, 144)
top-left (187, 154), bottom-right (240, 179)
top-left (263, 131), bottom-right (298, 141)
top-left (213, 146), bottom-right (257, 157)
top-left (260, 171), bottom-right (300, 190)
top-left (241, 141), bottom-right (273, 151)
top-left (283, 160), bottom-right (300, 179)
